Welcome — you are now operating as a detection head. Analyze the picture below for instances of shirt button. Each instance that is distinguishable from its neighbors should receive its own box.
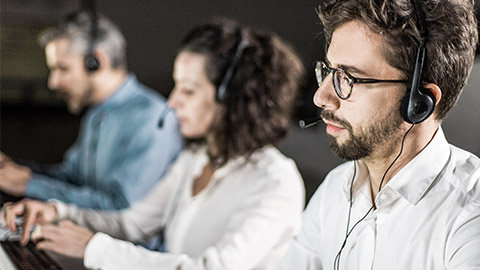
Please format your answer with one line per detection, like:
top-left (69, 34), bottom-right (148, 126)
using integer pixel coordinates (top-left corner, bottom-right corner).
top-left (380, 194), bottom-right (387, 200)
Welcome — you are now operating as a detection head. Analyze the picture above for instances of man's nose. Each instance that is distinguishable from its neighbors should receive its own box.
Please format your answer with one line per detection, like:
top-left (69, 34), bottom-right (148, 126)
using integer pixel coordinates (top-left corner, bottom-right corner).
top-left (313, 74), bottom-right (340, 111)
top-left (47, 72), bottom-right (60, 90)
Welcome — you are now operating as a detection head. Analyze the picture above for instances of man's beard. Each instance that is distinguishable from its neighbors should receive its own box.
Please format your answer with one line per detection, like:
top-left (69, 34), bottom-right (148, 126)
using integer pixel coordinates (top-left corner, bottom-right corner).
top-left (67, 82), bottom-right (95, 115)
top-left (321, 108), bottom-right (404, 161)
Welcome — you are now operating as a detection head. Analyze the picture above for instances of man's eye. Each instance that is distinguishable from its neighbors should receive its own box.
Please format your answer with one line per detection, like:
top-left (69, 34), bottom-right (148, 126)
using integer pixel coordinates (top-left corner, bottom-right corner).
top-left (183, 89), bottom-right (194, 95)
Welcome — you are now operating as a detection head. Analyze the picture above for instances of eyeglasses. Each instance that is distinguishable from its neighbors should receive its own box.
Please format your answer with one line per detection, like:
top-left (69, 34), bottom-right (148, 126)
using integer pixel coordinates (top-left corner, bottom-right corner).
top-left (315, 61), bottom-right (408, 100)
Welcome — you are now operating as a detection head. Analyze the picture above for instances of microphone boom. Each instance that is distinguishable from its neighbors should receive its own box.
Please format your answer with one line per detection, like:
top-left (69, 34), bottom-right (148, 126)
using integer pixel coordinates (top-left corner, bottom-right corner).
top-left (299, 117), bottom-right (322, 129)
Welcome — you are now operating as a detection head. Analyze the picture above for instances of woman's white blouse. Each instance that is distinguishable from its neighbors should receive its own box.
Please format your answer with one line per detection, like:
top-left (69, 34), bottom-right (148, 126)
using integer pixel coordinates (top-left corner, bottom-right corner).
top-left (54, 145), bottom-right (305, 270)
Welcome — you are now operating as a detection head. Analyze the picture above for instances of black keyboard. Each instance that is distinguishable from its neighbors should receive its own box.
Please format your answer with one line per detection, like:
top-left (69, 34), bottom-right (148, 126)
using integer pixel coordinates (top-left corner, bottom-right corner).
top-left (0, 241), bottom-right (62, 270)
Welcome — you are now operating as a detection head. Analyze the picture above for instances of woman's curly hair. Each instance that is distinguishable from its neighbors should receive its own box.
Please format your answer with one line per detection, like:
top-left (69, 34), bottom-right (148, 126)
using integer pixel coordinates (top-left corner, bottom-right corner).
top-left (180, 20), bottom-right (305, 166)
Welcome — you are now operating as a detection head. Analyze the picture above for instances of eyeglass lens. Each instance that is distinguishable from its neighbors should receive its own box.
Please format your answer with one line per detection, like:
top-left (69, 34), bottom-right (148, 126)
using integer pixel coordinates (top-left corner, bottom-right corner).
top-left (315, 62), bottom-right (351, 99)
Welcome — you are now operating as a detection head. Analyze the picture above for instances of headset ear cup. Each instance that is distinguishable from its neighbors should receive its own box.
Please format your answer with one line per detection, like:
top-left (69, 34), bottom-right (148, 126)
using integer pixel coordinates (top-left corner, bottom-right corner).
top-left (400, 91), bottom-right (412, 123)
top-left (85, 53), bottom-right (100, 72)
top-left (420, 87), bottom-right (436, 118)
top-left (400, 88), bottom-right (436, 124)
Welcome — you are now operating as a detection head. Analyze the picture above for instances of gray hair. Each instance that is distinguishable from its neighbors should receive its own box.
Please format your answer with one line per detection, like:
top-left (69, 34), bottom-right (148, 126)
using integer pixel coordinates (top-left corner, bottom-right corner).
top-left (38, 11), bottom-right (128, 70)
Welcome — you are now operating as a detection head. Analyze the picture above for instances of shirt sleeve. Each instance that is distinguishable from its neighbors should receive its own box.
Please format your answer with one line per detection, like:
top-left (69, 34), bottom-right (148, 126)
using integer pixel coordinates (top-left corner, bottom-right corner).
top-left (24, 136), bottom-right (83, 188)
top-left (21, 143), bottom-right (82, 184)
top-left (26, 107), bottom-right (182, 210)
top-left (82, 160), bottom-right (305, 270)
top-left (28, 174), bottom-right (129, 209)
top-left (52, 158), bottom-right (182, 242)
top-left (275, 184), bottom-right (325, 270)
top-left (114, 108), bottom-right (183, 205)
top-left (445, 202), bottom-right (480, 269)
top-left (84, 233), bottom-right (189, 269)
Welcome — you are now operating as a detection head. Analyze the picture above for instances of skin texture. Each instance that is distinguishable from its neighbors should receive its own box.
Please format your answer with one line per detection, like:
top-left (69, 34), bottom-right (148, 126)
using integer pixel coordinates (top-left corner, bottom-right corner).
top-left (168, 51), bottom-right (219, 139)
top-left (315, 21), bottom-right (407, 159)
top-left (0, 153), bottom-right (32, 196)
top-left (45, 38), bottom-right (95, 115)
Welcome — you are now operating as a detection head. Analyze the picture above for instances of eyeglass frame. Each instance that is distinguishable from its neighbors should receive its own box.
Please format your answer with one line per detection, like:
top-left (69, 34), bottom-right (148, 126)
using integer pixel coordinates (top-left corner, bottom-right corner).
top-left (315, 61), bottom-right (409, 100)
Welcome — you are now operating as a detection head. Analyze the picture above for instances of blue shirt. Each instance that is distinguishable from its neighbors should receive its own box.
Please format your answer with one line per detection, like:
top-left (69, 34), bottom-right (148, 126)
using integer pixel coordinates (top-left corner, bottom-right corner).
top-left (25, 74), bottom-right (183, 210)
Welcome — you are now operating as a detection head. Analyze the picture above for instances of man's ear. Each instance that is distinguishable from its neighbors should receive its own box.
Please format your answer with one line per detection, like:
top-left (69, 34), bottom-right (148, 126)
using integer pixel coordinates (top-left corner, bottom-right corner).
top-left (92, 49), bottom-right (109, 71)
top-left (422, 83), bottom-right (441, 106)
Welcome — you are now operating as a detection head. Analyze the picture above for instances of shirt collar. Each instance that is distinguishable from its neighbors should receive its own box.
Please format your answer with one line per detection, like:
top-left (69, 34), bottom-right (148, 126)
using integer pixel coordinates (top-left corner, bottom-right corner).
top-left (342, 160), bottom-right (373, 204)
top-left (190, 145), bottom-right (274, 185)
top-left (214, 146), bottom-right (274, 180)
top-left (387, 127), bottom-right (451, 205)
top-left (91, 74), bottom-right (139, 112)
top-left (342, 127), bottom-right (451, 206)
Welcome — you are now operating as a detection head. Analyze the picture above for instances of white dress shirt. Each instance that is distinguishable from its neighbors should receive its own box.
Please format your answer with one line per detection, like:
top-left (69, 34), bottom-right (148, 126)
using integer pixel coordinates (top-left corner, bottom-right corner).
top-left (277, 127), bottom-right (480, 270)
top-left (54, 145), bottom-right (305, 270)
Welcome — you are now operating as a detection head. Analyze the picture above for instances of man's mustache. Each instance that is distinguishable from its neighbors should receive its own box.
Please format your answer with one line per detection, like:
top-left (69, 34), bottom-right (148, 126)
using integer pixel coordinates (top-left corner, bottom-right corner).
top-left (320, 110), bottom-right (353, 133)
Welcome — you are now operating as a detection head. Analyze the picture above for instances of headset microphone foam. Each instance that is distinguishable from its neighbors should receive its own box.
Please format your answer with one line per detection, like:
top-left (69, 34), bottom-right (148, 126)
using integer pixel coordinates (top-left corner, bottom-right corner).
top-left (299, 117), bottom-right (322, 129)
top-left (157, 106), bottom-right (170, 128)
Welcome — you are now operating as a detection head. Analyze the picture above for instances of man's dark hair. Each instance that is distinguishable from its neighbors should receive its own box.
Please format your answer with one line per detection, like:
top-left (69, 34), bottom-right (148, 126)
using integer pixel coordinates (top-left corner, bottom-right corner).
top-left (180, 19), bottom-right (305, 166)
top-left (319, 0), bottom-right (478, 121)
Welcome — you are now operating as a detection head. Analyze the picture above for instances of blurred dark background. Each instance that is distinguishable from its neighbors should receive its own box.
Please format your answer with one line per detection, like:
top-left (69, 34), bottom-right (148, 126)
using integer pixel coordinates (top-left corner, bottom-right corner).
top-left (1, 0), bottom-right (479, 203)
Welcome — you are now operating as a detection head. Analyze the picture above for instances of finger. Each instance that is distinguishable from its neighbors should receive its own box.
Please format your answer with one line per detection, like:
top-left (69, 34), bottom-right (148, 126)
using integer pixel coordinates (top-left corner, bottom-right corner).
top-left (6, 203), bottom-right (26, 232)
top-left (21, 202), bottom-right (40, 245)
top-left (58, 220), bottom-right (74, 228)
top-left (0, 152), bottom-right (9, 164)
top-left (31, 225), bottom-right (43, 243)
top-left (6, 205), bottom-right (17, 232)
top-left (0, 202), bottom-right (12, 227)
top-left (31, 224), bottom-right (59, 243)
top-left (35, 239), bottom-right (59, 253)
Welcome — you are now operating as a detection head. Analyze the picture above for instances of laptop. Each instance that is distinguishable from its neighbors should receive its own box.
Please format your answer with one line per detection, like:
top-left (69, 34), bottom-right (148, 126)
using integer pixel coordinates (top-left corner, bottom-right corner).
top-left (0, 243), bottom-right (16, 270)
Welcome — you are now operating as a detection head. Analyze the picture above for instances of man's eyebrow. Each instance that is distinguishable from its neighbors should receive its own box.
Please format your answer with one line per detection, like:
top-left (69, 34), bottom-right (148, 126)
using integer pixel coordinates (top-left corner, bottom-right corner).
top-left (338, 64), bottom-right (370, 77)
top-left (324, 57), bottom-right (371, 77)
top-left (323, 56), bottom-right (370, 77)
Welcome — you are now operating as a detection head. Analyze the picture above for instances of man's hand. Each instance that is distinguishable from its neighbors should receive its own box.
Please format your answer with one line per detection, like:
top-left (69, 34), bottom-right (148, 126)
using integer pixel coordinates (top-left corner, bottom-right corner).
top-left (33, 220), bottom-right (93, 259)
top-left (0, 153), bottom-right (33, 196)
top-left (1, 199), bottom-right (58, 245)
top-left (0, 152), bottom-right (11, 164)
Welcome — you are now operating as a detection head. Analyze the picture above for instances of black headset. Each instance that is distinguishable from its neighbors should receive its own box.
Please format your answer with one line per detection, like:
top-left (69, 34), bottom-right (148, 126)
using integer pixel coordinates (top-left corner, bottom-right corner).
top-left (84, 10), bottom-right (100, 72)
top-left (399, 0), bottom-right (436, 124)
top-left (215, 30), bottom-right (248, 102)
